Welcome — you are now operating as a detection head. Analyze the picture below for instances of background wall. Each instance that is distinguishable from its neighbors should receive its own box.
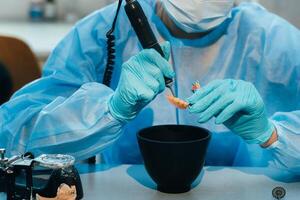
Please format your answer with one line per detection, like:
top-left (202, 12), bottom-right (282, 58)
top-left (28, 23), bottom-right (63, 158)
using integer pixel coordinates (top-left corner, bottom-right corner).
top-left (258, 0), bottom-right (300, 28)
top-left (236, 0), bottom-right (300, 28)
top-left (0, 0), bottom-right (115, 21)
top-left (0, 0), bottom-right (299, 28)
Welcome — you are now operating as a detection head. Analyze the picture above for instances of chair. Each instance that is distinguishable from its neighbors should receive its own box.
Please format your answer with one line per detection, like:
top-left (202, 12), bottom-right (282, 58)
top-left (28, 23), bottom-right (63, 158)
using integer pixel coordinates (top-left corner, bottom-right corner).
top-left (0, 36), bottom-right (98, 163)
top-left (0, 62), bottom-right (13, 105)
top-left (0, 36), bottom-right (41, 95)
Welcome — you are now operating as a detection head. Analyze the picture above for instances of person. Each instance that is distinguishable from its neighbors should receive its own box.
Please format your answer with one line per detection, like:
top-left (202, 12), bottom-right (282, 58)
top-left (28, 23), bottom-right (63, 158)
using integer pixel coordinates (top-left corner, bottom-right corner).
top-left (0, 0), bottom-right (300, 174)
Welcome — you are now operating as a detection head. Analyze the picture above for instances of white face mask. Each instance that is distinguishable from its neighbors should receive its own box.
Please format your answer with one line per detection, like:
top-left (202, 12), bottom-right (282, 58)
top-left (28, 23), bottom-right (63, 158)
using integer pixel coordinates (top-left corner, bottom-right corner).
top-left (161, 0), bottom-right (234, 33)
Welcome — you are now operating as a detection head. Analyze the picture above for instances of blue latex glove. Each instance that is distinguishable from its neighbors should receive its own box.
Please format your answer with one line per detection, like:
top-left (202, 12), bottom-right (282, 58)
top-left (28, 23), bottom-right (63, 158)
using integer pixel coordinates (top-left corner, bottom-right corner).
top-left (187, 79), bottom-right (275, 144)
top-left (109, 42), bottom-right (175, 122)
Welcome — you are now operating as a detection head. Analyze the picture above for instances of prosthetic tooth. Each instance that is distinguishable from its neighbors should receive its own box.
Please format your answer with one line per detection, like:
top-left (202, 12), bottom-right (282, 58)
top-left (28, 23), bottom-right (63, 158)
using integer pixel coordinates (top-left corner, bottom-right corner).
top-left (166, 81), bottom-right (201, 109)
top-left (166, 95), bottom-right (189, 110)
top-left (191, 81), bottom-right (201, 93)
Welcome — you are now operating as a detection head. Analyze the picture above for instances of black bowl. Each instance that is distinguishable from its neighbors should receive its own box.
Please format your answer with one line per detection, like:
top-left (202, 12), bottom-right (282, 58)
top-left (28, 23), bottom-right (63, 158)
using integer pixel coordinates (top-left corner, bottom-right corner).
top-left (137, 125), bottom-right (211, 194)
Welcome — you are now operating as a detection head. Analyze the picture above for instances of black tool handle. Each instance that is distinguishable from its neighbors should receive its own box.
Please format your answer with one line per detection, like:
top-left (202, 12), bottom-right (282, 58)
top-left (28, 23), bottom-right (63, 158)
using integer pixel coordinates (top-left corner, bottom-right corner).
top-left (124, 0), bottom-right (173, 85)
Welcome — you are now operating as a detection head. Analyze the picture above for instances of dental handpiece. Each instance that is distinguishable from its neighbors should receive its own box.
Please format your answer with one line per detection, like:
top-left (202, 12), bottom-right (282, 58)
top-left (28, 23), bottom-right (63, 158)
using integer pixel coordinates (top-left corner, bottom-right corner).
top-left (124, 0), bottom-right (175, 96)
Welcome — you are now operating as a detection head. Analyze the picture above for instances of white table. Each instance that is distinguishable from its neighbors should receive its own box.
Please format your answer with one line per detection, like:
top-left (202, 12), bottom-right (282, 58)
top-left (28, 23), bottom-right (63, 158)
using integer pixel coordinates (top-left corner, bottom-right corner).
top-left (0, 21), bottom-right (73, 60)
top-left (78, 165), bottom-right (300, 200)
top-left (0, 165), bottom-right (299, 200)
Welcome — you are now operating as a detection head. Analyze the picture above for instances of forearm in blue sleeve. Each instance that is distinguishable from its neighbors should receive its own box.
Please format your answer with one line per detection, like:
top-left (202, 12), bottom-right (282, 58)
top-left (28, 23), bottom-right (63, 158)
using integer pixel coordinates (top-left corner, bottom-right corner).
top-left (0, 82), bottom-right (124, 161)
top-left (267, 111), bottom-right (300, 175)
top-left (0, 9), bottom-right (124, 160)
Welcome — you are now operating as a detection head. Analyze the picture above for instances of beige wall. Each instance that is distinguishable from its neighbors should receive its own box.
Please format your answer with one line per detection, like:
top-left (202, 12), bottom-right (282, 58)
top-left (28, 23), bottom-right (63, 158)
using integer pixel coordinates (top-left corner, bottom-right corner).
top-left (237, 0), bottom-right (300, 28)
top-left (0, 0), bottom-right (299, 28)
top-left (0, 0), bottom-right (115, 21)
top-left (258, 0), bottom-right (300, 29)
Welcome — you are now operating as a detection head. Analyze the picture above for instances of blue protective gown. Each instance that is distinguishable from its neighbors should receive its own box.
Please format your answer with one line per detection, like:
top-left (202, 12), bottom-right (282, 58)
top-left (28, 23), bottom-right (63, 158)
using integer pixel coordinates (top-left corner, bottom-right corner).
top-left (1, 1), bottom-right (300, 174)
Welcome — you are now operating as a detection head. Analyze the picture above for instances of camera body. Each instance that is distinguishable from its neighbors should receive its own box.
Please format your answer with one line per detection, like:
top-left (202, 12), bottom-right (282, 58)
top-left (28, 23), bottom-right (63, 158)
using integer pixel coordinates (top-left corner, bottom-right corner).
top-left (0, 149), bottom-right (83, 200)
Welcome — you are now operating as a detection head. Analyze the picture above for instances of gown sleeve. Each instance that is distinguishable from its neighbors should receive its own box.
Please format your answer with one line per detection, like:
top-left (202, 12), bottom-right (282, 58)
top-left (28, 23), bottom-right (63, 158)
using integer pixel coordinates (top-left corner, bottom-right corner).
top-left (0, 7), bottom-right (125, 161)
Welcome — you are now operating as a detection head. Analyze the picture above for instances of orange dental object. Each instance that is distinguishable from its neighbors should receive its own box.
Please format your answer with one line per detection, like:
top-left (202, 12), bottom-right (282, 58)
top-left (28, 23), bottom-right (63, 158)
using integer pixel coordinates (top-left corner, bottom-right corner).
top-left (166, 95), bottom-right (189, 109)
top-left (166, 81), bottom-right (201, 109)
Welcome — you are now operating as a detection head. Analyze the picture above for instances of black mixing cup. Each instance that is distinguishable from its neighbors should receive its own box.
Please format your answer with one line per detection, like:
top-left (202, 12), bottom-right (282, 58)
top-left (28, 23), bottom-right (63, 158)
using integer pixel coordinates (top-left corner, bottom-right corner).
top-left (137, 125), bottom-right (211, 194)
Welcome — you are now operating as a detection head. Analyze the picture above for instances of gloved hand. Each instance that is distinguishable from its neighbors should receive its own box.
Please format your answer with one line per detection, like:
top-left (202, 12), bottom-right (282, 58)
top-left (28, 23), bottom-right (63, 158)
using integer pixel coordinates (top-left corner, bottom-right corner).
top-left (109, 42), bottom-right (175, 122)
top-left (187, 79), bottom-right (275, 144)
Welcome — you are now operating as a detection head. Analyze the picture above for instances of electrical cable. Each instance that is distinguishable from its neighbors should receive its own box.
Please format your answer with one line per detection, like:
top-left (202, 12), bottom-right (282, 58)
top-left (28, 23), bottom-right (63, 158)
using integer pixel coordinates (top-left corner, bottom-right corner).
top-left (88, 0), bottom-right (124, 165)
top-left (103, 0), bottom-right (123, 87)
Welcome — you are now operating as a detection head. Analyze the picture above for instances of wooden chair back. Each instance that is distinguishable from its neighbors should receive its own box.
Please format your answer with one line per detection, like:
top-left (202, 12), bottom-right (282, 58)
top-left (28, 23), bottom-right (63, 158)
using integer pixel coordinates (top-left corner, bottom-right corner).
top-left (0, 36), bottom-right (41, 93)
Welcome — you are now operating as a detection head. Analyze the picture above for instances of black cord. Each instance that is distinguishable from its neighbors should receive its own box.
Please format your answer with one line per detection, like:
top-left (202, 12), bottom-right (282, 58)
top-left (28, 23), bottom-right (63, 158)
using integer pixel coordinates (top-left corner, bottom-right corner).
top-left (103, 0), bottom-right (123, 87)
top-left (88, 0), bottom-right (124, 165)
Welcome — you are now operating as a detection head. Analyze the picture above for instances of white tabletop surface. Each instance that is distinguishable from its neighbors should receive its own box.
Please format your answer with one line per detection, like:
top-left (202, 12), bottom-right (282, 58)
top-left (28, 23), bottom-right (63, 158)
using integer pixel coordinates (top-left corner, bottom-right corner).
top-left (78, 165), bottom-right (300, 200)
top-left (0, 21), bottom-right (73, 59)
top-left (0, 165), bottom-right (299, 200)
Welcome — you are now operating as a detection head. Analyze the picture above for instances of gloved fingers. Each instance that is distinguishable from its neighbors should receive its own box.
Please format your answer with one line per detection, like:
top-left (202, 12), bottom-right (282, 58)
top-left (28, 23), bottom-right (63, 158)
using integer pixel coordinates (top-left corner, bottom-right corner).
top-left (141, 49), bottom-right (175, 79)
top-left (196, 95), bottom-right (234, 123)
top-left (160, 41), bottom-right (171, 61)
top-left (187, 79), bottom-right (223, 104)
top-left (241, 82), bottom-right (264, 114)
top-left (121, 73), bottom-right (156, 102)
top-left (135, 81), bottom-right (156, 102)
top-left (189, 82), bottom-right (227, 113)
top-left (189, 92), bottom-right (220, 114)
top-left (143, 63), bottom-right (166, 92)
top-left (215, 100), bottom-right (244, 124)
top-left (156, 72), bottom-right (166, 92)
top-left (142, 72), bottom-right (164, 94)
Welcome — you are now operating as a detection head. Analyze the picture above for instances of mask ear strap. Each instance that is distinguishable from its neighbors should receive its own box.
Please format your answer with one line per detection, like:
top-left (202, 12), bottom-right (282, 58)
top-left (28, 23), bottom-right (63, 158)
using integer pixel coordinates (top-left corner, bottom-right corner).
top-left (103, 0), bottom-right (123, 87)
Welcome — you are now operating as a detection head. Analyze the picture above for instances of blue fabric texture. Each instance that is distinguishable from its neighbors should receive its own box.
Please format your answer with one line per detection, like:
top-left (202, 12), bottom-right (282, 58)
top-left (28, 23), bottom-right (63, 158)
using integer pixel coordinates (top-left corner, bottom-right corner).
top-left (0, 1), bottom-right (300, 175)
